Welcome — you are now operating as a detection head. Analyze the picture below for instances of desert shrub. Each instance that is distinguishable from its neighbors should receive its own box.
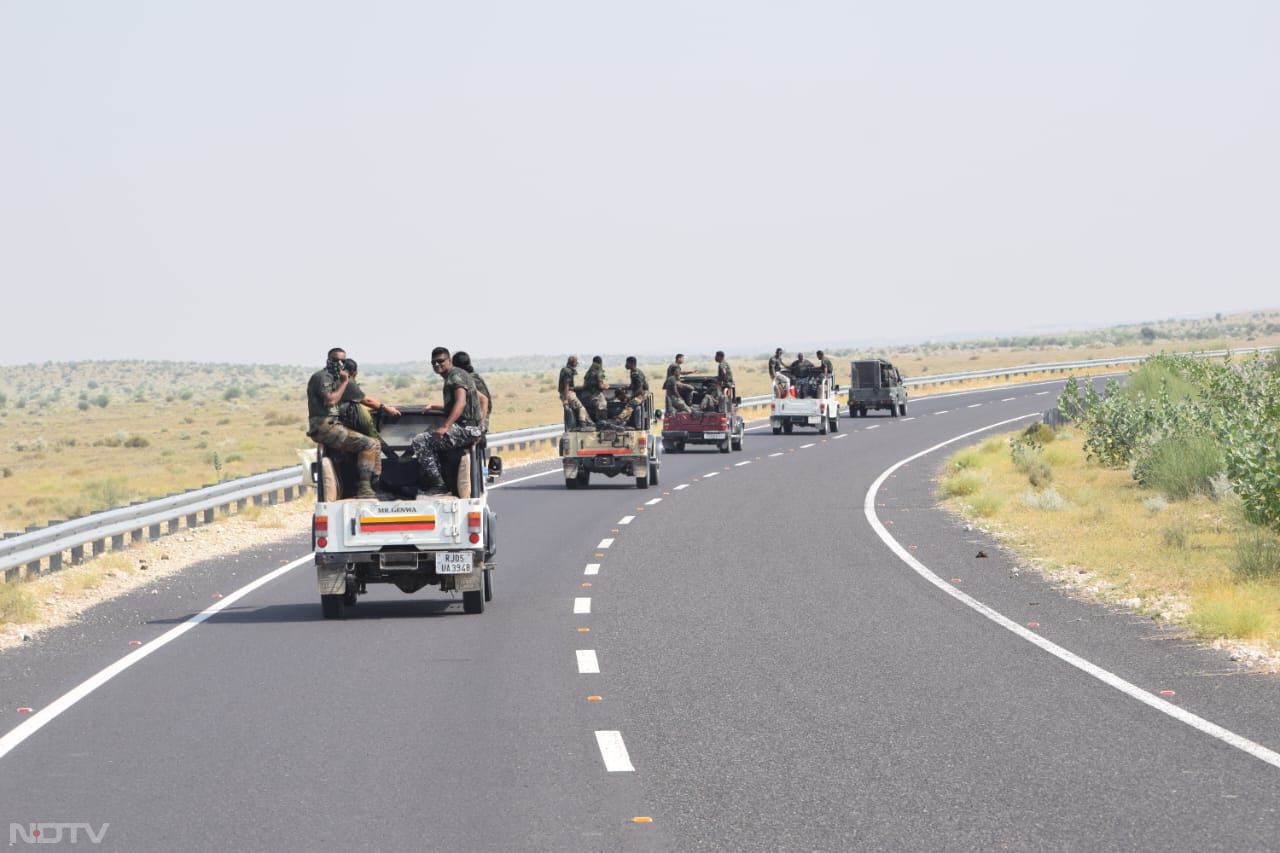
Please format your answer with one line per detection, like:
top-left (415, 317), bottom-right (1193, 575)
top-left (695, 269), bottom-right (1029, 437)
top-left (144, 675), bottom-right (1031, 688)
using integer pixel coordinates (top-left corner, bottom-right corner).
top-left (1233, 529), bottom-right (1280, 582)
top-left (1021, 488), bottom-right (1068, 511)
top-left (1144, 495), bottom-right (1168, 514)
top-left (1133, 432), bottom-right (1224, 500)
top-left (83, 477), bottom-right (134, 510)
top-left (0, 581), bottom-right (38, 624)
top-left (940, 470), bottom-right (984, 498)
top-left (968, 494), bottom-right (1003, 517)
top-left (1010, 437), bottom-right (1053, 487)
top-left (92, 394), bottom-right (109, 408)
top-left (123, 435), bottom-right (150, 448)
top-left (1160, 524), bottom-right (1190, 549)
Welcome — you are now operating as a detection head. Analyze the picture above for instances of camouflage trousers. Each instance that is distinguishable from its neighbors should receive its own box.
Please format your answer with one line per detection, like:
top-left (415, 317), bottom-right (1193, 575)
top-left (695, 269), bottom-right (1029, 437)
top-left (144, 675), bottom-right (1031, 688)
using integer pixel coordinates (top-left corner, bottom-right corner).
top-left (563, 395), bottom-right (587, 427)
top-left (580, 390), bottom-right (607, 423)
top-left (310, 421), bottom-right (381, 490)
top-left (665, 388), bottom-right (692, 414)
top-left (411, 423), bottom-right (480, 485)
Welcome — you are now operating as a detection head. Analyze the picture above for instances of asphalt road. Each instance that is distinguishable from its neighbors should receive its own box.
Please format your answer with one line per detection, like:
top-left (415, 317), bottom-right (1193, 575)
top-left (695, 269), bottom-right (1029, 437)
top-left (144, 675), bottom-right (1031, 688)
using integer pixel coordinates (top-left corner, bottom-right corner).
top-left (3, 379), bottom-right (1279, 852)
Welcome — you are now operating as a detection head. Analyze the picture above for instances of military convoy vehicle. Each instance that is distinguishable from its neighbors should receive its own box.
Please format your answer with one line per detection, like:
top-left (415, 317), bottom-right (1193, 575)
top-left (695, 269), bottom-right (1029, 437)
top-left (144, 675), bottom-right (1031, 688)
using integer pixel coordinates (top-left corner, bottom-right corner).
top-left (660, 375), bottom-right (745, 453)
top-left (559, 385), bottom-right (660, 489)
top-left (849, 358), bottom-right (908, 417)
top-left (771, 372), bottom-right (841, 434)
top-left (310, 405), bottom-right (498, 618)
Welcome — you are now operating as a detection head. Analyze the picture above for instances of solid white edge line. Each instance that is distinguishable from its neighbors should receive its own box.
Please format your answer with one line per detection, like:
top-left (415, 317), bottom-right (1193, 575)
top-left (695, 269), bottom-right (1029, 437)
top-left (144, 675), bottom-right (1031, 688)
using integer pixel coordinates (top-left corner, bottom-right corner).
top-left (595, 730), bottom-right (635, 772)
top-left (576, 649), bottom-right (600, 674)
top-left (0, 554), bottom-right (311, 762)
top-left (864, 414), bottom-right (1280, 771)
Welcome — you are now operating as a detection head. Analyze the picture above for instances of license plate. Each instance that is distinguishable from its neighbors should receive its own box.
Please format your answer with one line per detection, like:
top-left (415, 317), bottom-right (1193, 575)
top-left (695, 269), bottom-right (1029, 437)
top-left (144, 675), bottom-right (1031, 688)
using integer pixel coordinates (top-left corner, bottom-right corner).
top-left (808, 417), bottom-right (821, 424)
top-left (436, 552), bottom-right (473, 574)
top-left (702, 432), bottom-right (727, 439)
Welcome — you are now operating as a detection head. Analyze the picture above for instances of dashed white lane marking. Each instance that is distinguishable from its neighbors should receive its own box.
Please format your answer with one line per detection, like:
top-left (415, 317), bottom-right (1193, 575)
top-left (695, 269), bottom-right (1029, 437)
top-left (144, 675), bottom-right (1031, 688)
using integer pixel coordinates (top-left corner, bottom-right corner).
top-left (901, 417), bottom-right (916, 421)
top-left (597, 538), bottom-right (614, 549)
top-left (618, 515), bottom-right (635, 525)
top-left (833, 434), bottom-right (848, 440)
top-left (574, 597), bottom-right (592, 614)
top-left (866, 424), bottom-right (881, 430)
top-left (967, 403), bottom-right (982, 408)
top-left (801, 443), bottom-right (816, 449)
top-left (595, 730), bottom-right (636, 772)
top-left (769, 452), bottom-right (785, 457)
top-left (1001, 397), bottom-right (1017, 402)
top-left (1035, 391), bottom-right (1051, 395)
top-left (935, 410), bottom-right (950, 415)
top-left (645, 498), bottom-right (662, 505)
top-left (734, 461), bottom-right (751, 467)
top-left (703, 472), bottom-right (719, 478)
top-left (584, 563), bottom-right (600, 576)
top-left (674, 484), bottom-right (690, 490)
top-left (576, 650), bottom-right (600, 674)
top-left (865, 413), bottom-right (1280, 772)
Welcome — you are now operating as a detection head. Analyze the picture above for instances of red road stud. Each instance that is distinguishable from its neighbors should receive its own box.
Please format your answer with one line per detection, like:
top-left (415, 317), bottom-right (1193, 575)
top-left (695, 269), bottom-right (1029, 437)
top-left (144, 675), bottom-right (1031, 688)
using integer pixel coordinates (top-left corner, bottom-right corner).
top-left (17, 707), bottom-right (32, 714)
top-left (128, 640), bottom-right (141, 646)
top-left (1027, 622), bottom-right (1040, 628)
top-left (951, 578), bottom-right (962, 583)
top-left (212, 593), bottom-right (222, 599)
top-left (1160, 690), bottom-right (1176, 696)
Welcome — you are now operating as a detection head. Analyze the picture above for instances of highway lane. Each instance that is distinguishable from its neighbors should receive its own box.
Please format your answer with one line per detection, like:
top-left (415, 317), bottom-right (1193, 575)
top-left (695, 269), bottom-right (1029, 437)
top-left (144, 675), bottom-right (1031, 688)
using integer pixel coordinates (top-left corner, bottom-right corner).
top-left (3, 378), bottom-right (1279, 851)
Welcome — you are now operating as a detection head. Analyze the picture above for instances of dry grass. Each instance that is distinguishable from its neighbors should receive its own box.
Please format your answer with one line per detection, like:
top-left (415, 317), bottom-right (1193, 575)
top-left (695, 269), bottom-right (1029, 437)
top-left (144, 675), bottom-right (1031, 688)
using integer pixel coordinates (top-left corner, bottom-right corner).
top-left (939, 430), bottom-right (1280, 663)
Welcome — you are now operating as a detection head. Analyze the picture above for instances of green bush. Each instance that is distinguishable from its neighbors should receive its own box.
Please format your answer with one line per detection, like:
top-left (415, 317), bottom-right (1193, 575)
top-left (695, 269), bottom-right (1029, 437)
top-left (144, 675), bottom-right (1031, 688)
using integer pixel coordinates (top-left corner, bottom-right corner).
top-left (1134, 432), bottom-right (1224, 500)
top-left (940, 471), bottom-right (984, 498)
top-left (1233, 529), bottom-right (1280, 582)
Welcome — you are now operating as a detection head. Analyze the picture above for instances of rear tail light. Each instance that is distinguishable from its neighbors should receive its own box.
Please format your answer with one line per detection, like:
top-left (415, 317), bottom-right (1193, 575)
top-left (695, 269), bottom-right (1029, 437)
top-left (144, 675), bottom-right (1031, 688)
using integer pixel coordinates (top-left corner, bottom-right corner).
top-left (468, 511), bottom-right (482, 544)
top-left (313, 515), bottom-right (328, 548)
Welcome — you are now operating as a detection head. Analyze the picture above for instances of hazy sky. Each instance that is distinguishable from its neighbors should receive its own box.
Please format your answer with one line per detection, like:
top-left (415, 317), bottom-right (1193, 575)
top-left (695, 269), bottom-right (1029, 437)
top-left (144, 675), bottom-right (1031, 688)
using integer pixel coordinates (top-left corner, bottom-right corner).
top-left (2, 2), bottom-right (1276, 366)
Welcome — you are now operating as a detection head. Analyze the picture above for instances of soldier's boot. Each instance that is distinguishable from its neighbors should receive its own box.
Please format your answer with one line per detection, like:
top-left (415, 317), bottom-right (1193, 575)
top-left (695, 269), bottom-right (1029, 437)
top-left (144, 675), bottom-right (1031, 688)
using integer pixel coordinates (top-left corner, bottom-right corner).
top-left (417, 460), bottom-right (449, 496)
top-left (355, 454), bottom-right (378, 499)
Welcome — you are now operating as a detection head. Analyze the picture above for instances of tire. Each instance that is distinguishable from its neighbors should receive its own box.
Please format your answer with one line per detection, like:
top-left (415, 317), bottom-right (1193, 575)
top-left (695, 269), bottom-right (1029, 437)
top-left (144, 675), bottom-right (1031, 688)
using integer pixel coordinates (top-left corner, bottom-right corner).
top-left (483, 568), bottom-right (493, 602)
top-left (577, 469), bottom-right (591, 488)
top-left (649, 463), bottom-right (659, 486)
top-left (783, 421), bottom-right (793, 434)
top-left (890, 403), bottom-right (899, 418)
top-left (731, 430), bottom-right (743, 451)
top-left (342, 585), bottom-right (357, 607)
top-left (320, 594), bottom-right (344, 620)
top-left (676, 441), bottom-right (686, 452)
top-left (899, 403), bottom-right (908, 416)
top-left (565, 475), bottom-right (578, 490)
top-left (859, 406), bottom-right (868, 418)
top-left (637, 472), bottom-right (648, 488)
top-left (662, 439), bottom-right (675, 453)
top-left (719, 438), bottom-right (730, 453)
top-left (830, 415), bottom-right (839, 433)
top-left (818, 417), bottom-right (827, 435)
top-left (463, 588), bottom-right (484, 614)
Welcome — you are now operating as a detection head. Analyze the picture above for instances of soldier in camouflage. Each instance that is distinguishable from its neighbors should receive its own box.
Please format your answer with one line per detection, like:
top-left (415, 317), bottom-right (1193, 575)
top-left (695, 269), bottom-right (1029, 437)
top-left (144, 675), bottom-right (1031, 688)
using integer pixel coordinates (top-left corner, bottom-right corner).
top-left (612, 356), bottom-right (650, 426)
top-left (581, 356), bottom-right (608, 425)
top-left (337, 358), bottom-right (400, 440)
top-left (559, 355), bottom-right (587, 429)
top-left (307, 347), bottom-right (381, 499)
top-left (452, 351), bottom-right (491, 433)
top-left (816, 350), bottom-right (834, 378)
top-left (715, 350), bottom-right (734, 388)
top-left (768, 347), bottom-right (785, 379)
top-left (411, 347), bottom-right (484, 495)
top-left (663, 353), bottom-right (693, 414)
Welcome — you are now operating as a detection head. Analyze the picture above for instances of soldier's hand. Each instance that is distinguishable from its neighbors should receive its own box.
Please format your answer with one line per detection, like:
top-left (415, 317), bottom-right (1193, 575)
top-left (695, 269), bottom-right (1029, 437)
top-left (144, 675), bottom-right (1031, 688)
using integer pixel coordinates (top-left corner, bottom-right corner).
top-left (384, 405), bottom-right (401, 417)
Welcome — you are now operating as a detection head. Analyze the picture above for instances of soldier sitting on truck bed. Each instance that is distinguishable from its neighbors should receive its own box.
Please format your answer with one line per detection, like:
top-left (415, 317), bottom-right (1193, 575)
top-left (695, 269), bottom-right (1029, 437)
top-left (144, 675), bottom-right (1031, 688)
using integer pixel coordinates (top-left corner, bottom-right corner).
top-left (699, 380), bottom-right (725, 412)
top-left (580, 356), bottom-right (609, 425)
top-left (790, 353), bottom-right (816, 397)
top-left (664, 353), bottom-right (694, 413)
top-left (611, 356), bottom-right (650, 427)
top-left (411, 347), bottom-right (484, 495)
top-left (307, 347), bottom-right (382, 499)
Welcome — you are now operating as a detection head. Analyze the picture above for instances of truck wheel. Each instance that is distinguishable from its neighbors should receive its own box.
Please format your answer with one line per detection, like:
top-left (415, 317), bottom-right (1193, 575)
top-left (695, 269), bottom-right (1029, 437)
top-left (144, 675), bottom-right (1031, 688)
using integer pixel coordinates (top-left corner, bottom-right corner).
top-left (463, 589), bottom-right (484, 614)
top-left (662, 439), bottom-right (675, 452)
top-left (649, 464), bottom-right (659, 486)
top-left (899, 403), bottom-right (908, 416)
top-left (565, 475), bottom-right (578, 490)
top-left (890, 404), bottom-right (899, 418)
top-left (343, 586), bottom-right (357, 607)
top-left (320, 594), bottom-right (345, 620)
top-left (719, 437), bottom-right (730, 453)
top-left (783, 421), bottom-right (793, 434)
top-left (818, 418), bottom-right (827, 435)
top-left (859, 406), bottom-right (868, 418)
top-left (637, 471), bottom-right (649, 488)
top-left (483, 568), bottom-right (494, 602)
top-left (731, 431), bottom-right (743, 451)
top-left (830, 415), bottom-right (839, 432)
top-left (576, 469), bottom-right (591, 488)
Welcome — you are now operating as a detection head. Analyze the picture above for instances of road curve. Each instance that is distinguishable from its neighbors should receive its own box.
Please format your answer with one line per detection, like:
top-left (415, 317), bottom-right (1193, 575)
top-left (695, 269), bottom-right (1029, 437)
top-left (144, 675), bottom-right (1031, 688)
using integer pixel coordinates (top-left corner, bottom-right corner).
top-left (2, 379), bottom-right (1278, 852)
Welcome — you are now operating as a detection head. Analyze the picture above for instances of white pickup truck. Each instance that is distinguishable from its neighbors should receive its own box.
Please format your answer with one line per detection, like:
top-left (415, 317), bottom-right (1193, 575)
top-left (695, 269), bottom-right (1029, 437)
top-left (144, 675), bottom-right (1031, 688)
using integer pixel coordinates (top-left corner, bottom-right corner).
top-left (770, 372), bottom-right (841, 435)
top-left (310, 405), bottom-right (498, 618)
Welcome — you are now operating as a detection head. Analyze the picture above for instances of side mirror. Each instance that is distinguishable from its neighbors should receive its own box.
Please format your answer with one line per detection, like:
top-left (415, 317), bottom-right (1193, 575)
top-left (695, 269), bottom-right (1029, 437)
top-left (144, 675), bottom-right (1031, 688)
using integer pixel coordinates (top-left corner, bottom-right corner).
top-left (487, 456), bottom-right (504, 477)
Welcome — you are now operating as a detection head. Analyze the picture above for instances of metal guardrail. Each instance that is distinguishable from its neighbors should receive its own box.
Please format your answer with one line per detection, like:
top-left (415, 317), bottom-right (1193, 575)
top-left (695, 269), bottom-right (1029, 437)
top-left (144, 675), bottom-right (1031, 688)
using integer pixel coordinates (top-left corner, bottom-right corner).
top-left (6, 347), bottom-right (1275, 581)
